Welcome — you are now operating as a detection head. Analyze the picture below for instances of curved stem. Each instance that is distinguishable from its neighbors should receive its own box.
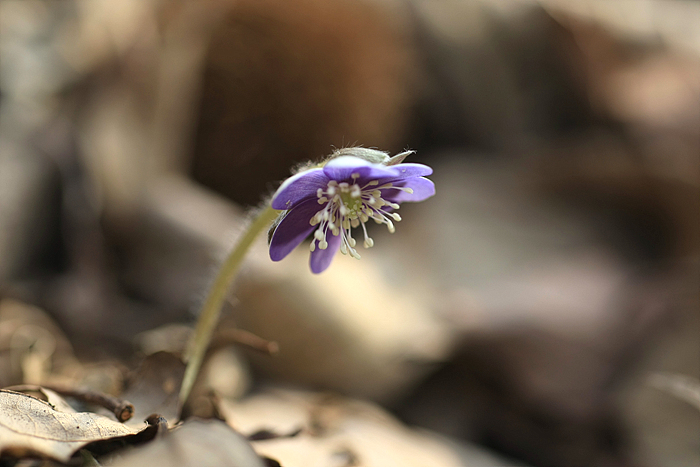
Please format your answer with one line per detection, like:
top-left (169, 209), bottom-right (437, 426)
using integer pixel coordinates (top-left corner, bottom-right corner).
top-left (178, 206), bottom-right (279, 410)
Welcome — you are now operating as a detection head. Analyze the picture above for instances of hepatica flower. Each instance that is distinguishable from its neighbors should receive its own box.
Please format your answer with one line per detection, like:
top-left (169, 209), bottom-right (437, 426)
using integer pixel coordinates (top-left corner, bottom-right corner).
top-left (268, 148), bottom-right (435, 273)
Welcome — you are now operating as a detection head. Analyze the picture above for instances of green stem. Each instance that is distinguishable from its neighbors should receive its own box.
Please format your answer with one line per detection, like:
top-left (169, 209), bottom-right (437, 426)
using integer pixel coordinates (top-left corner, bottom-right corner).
top-left (178, 205), bottom-right (279, 410)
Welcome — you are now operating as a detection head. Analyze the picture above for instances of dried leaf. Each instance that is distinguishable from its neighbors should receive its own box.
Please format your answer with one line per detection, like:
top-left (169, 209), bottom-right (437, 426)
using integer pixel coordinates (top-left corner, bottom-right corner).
top-left (109, 420), bottom-right (265, 467)
top-left (219, 389), bottom-right (466, 467)
top-left (0, 389), bottom-right (140, 462)
top-left (649, 372), bottom-right (700, 411)
top-left (120, 352), bottom-right (185, 428)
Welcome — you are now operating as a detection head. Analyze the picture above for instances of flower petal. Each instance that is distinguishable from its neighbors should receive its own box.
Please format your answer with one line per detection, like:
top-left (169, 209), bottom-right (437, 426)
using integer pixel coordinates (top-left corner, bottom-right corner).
top-left (269, 198), bottom-right (320, 261)
top-left (309, 230), bottom-right (342, 274)
top-left (383, 177), bottom-right (435, 203)
top-left (271, 168), bottom-right (328, 210)
top-left (388, 163), bottom-right (433, 179)
top-left (323, 156), bottom-right (399, 182)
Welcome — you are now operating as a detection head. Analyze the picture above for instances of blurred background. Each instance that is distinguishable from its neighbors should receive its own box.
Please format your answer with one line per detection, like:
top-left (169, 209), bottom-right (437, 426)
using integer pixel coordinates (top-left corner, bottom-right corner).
top-left (0, 0), bottom-right (698, 466)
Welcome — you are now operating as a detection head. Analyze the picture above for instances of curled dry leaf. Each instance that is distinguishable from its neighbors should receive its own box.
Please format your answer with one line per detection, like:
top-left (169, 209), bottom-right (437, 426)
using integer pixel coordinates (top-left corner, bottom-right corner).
top-left (0, 389), bottom-right (142, 462)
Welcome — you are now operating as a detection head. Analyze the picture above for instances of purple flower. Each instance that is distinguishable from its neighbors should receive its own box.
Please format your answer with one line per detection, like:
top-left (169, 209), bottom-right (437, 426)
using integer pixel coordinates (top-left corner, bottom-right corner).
top-left (268, 149), bottom-right (435, 273)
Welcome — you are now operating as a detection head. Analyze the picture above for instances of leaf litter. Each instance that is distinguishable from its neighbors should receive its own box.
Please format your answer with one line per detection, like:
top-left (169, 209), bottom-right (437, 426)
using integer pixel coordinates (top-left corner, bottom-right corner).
top-left (0, 389), bottom-right (142, 462)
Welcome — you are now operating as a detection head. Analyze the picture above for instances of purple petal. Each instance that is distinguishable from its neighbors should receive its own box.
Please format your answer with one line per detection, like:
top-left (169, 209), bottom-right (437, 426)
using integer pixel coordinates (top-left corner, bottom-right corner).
top-left (383, 177), bottom-right (435, 203)
top-left (309, 231), bottom-right (342, 273)
top-left (323, 156), bottom-right (399, 182)
top-left (271, 168), bottom-right (328, 210)
top-left (269, 198), bottom-right (321, 261)
top-left (389, 163), bottom-right (433, 179)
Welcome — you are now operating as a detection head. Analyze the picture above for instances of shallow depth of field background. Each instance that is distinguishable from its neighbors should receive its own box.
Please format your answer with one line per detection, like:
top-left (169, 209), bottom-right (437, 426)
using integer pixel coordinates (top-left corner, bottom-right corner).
top-left (1, 1), bottom-right (698, 466)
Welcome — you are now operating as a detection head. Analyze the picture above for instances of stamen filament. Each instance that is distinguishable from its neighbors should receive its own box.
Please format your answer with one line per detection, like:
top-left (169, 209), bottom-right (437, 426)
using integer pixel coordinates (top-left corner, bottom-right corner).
top-left (310, 177), bottom-right (406, 257)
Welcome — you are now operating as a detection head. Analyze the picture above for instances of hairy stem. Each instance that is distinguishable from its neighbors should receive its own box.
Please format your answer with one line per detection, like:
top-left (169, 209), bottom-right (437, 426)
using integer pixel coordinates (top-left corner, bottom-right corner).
top-left (178, 206), bottom-right (278, 411)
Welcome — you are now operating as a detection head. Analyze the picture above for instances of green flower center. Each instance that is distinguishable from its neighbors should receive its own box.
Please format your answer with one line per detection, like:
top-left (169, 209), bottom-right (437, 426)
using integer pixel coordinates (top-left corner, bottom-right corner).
top-left (339, 192), bottom-right (363, 217)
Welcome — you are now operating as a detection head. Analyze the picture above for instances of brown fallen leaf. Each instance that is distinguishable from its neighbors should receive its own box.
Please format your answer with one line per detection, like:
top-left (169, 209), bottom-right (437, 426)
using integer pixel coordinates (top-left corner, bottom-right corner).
top-left (649, 372), bottom-right (700, 412)
top-left (8, 384), bottom-right (134, 423)
top-left (219, 388), bottom-right (467, 467)
top-left (0, 389), bottom-right (141, 462)
top-left (109, 419), bottom-right (266, 467)
top-left (0, 299), bottom-right (79, 388)
top-left (120, 352), bottom-right (185, 428)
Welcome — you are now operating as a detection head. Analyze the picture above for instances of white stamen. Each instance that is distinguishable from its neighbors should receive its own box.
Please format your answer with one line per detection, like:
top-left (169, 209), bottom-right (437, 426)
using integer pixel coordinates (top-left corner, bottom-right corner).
top-left (310, 178), bottom-right (409, 259)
